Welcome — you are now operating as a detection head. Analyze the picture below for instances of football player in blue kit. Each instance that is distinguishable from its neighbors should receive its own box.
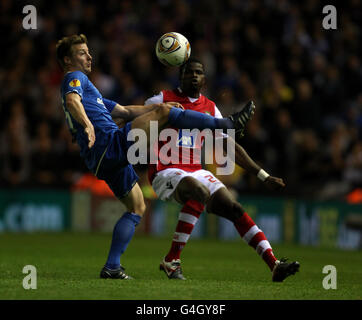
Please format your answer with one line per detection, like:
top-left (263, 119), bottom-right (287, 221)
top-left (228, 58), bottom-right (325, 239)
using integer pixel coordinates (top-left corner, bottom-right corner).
top-left (56, 34), bottom-right (254, 279)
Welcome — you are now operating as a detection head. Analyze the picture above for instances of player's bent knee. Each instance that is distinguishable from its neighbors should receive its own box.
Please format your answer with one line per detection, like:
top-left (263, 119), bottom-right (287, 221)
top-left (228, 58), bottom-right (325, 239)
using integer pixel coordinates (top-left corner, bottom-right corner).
top-left (184, 180), bottom-right (210, 203)
top-left (157, 104), bottom-right (172, 120)
top-left (195, 184), bottom-right (211, 203)
top-left (125, 200), bottom-right (146, 216)
top-left (209, 200), bottom-right (244, 223)
top-left (175, 179), bottom-right (210, 204)
top-left (223, 201), bottom-right (245, 222)
top-left (133, 202), bottom-right (146, 216)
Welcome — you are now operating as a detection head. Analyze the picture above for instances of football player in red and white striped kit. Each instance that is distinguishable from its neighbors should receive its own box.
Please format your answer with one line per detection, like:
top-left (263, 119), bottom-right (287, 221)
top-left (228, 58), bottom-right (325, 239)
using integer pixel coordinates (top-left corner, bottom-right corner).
top-left (145, 58), bottom-right (299, 282)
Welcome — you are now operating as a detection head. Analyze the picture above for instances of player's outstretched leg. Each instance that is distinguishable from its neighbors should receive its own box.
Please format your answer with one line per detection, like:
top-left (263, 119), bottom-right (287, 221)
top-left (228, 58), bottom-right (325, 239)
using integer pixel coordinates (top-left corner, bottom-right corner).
top-left (132, 101), bottom-right (255, 139)
top-left (100, 183), bottom-right (145, 280)
top-left (152, 174), bottom-right (210, 280)
top-left (206, 187), bottom-right (300, 282)
top-left (160, 200), bottom-right (204, 280)
top-left (167, 101), bottom-right (255, 138)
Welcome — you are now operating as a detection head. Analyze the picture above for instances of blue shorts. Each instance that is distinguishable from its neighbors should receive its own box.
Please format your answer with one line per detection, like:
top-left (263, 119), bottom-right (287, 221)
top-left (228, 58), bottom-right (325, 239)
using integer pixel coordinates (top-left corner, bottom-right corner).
top-left (95, 122), bottom-right (139, 199)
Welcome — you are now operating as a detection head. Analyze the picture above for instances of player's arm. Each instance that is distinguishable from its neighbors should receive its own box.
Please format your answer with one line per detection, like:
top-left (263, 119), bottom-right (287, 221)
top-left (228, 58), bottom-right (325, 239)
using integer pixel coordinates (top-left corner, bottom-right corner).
top-left (222, 135), bottom-right (285, 190)
top-left (65, 92), bottom-right (95, 148)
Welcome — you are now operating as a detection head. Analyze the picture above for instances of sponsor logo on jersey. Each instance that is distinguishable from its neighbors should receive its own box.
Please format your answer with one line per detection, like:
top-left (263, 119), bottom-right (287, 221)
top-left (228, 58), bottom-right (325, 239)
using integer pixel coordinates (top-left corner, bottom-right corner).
top-left (177, 130), bottom-right (195, 148)
top-left (69, 79), bottom-right (81, 87)
top-left (177, 135), bottom-right (193, 147)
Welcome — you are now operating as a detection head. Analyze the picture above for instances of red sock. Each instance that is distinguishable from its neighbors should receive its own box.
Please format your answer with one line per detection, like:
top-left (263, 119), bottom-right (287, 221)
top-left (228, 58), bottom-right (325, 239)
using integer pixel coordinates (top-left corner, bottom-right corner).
top-left (234, 213), bottom-right (277, 271)
top-left (165, 200), bottom-right (204, 262)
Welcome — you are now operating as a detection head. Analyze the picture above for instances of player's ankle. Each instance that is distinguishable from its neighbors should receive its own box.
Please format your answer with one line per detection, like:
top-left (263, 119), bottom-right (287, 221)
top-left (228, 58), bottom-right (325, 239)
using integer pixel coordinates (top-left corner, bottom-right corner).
top-left (165, 255), bottom-right (178, 262)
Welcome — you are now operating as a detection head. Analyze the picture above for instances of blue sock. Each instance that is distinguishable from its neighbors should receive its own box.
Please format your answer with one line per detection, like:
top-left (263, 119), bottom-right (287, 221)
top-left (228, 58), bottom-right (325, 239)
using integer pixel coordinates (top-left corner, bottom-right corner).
top-left (168, 107), bottom-right (233, 130)
top-left (105, 212), bottom-right (141, 270)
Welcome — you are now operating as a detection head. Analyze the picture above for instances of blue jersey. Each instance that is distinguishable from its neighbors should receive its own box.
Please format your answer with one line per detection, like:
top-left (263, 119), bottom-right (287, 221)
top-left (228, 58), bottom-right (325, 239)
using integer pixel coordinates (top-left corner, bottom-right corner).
top-left (60, 71), bottom-right (118, 171)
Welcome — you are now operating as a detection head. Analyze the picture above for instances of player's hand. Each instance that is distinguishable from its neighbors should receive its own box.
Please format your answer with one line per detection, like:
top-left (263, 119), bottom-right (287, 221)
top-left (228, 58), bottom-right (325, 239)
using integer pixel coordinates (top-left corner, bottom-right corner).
top-left (264, 176), bottom-right (285, 191)
top-left (84, 125), bottom-right (95, 149)
top-left (165, 102), bottom-right (184, 110)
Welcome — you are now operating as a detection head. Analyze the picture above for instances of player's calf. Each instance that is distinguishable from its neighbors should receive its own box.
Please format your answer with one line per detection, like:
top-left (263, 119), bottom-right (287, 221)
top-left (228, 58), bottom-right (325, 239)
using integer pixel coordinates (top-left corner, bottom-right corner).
top-left (206, 188), bottom-right (245, 223)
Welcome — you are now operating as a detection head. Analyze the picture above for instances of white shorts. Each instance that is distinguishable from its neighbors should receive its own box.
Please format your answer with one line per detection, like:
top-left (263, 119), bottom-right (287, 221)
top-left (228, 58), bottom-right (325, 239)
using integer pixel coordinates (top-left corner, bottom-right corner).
top-left (152, 168), bottom-right (226, 202)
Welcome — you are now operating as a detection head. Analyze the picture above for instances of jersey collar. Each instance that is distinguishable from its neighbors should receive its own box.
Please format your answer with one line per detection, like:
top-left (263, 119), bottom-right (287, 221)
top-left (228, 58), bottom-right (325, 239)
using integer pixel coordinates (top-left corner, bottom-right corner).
top-left (177, 87), bottom-right (201, 103)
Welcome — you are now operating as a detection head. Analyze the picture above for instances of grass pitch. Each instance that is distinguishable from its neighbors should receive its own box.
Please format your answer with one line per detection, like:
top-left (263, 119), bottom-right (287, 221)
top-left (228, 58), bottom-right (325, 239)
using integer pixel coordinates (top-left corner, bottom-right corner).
top-left (0, 232), bottom-right (361, 300)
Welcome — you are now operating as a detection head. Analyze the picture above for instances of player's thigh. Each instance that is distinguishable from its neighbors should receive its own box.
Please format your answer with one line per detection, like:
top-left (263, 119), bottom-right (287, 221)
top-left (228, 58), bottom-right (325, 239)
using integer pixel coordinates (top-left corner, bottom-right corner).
top-left (206, 186), bottom-right (234, 210)
top-left (100, 162), bottom-right (139, 194)
top-left (152, 168), bottom-right (188, 202)
top-left (173, 176), bottom-right (211, 204)
top-left (120, 182), bottom-right (146, 216)
top-left (192, 170), bottom-right (226, 198)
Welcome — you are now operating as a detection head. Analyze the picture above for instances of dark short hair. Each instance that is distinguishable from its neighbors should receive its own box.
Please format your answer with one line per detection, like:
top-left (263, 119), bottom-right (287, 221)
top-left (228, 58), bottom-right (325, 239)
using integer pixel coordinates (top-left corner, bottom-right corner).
top-left (179, 57), bottom-right (204, 79)
top-left (56, 34), bottom-right (88, 69)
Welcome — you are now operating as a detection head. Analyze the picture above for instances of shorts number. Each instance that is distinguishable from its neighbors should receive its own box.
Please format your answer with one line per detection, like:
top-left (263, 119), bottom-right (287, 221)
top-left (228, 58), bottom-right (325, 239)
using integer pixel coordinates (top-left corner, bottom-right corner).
top-left (204, 175), bottom-right (217, 183)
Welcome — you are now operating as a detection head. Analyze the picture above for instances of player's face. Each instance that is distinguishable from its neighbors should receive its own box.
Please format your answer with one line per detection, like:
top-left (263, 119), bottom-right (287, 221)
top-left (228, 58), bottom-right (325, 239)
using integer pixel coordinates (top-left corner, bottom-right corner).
top-left (181, 62), bottom-right (205, 95)
top-left (68, 43), bottom-right (92, 74)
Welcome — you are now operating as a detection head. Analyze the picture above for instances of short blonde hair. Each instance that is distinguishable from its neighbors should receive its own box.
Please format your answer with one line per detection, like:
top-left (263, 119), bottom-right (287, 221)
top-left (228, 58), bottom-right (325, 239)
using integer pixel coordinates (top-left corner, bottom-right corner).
top-left (56, 34), bottom-right (88, 69)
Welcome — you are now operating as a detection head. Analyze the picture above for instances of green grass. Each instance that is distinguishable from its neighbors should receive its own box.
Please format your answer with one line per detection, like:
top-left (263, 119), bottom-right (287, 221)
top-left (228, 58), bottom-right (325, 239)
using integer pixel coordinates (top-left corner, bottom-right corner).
top-left (0, 232), bottom-right (361, 300)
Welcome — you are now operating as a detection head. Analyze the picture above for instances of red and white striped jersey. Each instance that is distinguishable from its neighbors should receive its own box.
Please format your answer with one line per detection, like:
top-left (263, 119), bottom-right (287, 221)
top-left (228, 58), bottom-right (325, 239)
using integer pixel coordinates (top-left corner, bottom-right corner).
top-left (145, 88), bottom-right (223, 182)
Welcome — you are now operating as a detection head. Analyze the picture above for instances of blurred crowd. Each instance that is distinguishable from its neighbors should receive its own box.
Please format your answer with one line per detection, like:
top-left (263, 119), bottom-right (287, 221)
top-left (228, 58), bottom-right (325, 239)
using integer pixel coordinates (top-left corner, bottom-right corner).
top-left (0, 0), bottom-right (361, 201)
